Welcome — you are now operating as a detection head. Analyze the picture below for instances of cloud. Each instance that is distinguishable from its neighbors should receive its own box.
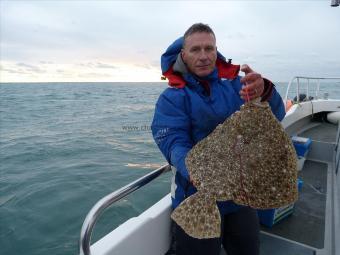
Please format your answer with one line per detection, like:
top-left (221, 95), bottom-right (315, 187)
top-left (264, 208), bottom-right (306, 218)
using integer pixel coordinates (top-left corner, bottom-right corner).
top-left (134, 63), bottom-right (153, 70)
top-left (40, 61), bottom-right (54, 65)
top-left (136, 49), bottom-right (148, 55)
top-left (95, 62), bottom-right (117, 69)
top-left (0, 62), bottom-right (46, 75)
top-left (261, 52), bottom-right (280, 58)
top-left (305, 52), bottom-right (319, 57)
top-left (0, 66), bottom-right (29, 75)
top-left (76, 62), bottom-right (94, 68)
top-left (76, 62), bottom-right (117, 69)
top-left (16, 63), bottom-right (36, 68)
top-left (150, 60), bottom-right (160, 68)
top-left (222, 32), bottom-right (251, 40)
top-left (1, 1), bottom-right (339, 82)
top-left (77, 72), bottom-right (112, 78)
top-left (241, 56), bottom-right (257, 64)
top-left (16, 62), bottom-right (46, 73)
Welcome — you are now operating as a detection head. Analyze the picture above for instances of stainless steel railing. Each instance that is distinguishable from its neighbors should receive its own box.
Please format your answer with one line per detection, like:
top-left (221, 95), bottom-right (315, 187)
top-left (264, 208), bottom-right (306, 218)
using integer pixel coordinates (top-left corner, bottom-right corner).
top-left (284, 76), bottom-right (340, 110)
top-left (79, 164), bottom-right (171, 255)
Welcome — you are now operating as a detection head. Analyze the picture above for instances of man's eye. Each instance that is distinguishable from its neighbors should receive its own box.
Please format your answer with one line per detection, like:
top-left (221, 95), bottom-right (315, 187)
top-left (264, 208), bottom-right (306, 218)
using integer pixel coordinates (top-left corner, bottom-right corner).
top-left (190, 48), bottom-right (200, 53)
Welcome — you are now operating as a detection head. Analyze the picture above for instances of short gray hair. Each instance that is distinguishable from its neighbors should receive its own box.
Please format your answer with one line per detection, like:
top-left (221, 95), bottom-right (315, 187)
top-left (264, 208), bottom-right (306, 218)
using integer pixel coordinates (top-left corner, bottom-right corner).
top-left (183, 23), bottom-right (216, 48)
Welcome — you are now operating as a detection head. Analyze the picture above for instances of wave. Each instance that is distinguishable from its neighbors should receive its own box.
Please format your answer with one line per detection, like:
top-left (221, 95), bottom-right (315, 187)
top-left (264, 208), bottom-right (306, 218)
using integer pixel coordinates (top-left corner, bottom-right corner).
top-left (125, 163), bottom-right (165, 169)
top-left (0, 194), bottom-right (15, 206)
top-left (117, 104), bottom-right (154, 112)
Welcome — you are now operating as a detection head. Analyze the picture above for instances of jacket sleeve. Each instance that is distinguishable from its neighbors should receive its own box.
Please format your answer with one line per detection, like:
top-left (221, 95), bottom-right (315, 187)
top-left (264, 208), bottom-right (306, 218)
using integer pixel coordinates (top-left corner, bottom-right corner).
top-left (263, 78), bottom-right (286, 121)
top-left (151, 89), bottom-right (193, 181)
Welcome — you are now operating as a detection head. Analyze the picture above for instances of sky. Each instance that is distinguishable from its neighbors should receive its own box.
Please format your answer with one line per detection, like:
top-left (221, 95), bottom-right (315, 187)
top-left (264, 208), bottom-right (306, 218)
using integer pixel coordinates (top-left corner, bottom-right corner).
top-left (0, 0), bottom-right (339, 83)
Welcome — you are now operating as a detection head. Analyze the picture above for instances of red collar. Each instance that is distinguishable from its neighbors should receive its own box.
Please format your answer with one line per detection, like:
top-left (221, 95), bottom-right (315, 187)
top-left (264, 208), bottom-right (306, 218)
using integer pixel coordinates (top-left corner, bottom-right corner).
top-left (162, 58), bottom-right (240, 88)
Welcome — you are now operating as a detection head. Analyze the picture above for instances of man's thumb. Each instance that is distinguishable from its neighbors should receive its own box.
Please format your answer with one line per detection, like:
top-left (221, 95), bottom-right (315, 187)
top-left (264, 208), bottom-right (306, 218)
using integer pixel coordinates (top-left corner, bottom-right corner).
top-left (241, 64), bottom-right (253, 75)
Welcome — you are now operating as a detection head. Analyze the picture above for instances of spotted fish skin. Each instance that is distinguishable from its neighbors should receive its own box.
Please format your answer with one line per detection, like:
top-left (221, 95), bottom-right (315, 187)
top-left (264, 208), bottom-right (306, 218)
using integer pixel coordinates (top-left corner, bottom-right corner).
top-left (171, 192), bottom-right (221, 239)
top-left (171, 100), bottom-right (298, 239)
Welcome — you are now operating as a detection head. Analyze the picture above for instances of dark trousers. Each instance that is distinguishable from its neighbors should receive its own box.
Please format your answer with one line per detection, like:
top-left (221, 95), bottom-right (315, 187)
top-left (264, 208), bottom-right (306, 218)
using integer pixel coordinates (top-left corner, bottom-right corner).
top-left (166, 207), bottom-right (260, 255)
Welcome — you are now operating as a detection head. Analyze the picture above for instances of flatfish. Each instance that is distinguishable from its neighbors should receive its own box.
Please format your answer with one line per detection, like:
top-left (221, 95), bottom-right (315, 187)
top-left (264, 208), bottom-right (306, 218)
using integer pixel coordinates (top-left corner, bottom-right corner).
top-left (171, 100), bottom-right (298, 239)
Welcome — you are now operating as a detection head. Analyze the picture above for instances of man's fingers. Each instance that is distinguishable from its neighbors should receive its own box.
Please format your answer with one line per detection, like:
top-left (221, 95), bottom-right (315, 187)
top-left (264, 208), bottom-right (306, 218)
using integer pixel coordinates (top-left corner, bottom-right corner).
top-left (240, 85), bottom-right (257, 96)
top-left (240, 64), bottom-right (264, 101)
top-left (189, 176), bottom-right (196, 187)
top-left (240, 64), bottom-right (254, 75)
top-left (240, 90), bottom-right (256, 98)
top-left (240, 92), bottom-right (257, 102)
top-left (240, 72), bottom-right (261, 84)
top-left (239, 79), bottom-right (264, 101)
top-left (241, 82), bottom-right (260, 92)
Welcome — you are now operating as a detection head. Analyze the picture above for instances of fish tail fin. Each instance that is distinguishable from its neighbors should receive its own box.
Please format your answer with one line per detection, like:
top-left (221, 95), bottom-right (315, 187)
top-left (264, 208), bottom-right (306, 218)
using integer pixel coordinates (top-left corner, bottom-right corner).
top-left (171, 192), bottom-right (221, 239)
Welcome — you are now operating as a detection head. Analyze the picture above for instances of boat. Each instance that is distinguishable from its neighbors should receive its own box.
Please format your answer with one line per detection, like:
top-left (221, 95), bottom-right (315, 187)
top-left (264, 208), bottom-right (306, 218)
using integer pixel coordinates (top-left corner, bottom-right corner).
top-left (79, 76), bottom-right (340, 255)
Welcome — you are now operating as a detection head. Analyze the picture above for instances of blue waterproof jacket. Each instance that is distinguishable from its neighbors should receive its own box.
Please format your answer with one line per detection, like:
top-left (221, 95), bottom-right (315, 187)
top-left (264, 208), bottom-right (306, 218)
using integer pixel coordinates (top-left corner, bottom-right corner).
top-left (151, 37), bottom-right (285, 214)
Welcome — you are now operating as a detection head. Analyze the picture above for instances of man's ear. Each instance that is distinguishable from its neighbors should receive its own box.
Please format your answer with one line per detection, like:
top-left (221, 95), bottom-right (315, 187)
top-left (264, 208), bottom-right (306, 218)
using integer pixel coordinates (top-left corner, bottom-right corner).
top-left (181, 50), bottom-right (186, 64)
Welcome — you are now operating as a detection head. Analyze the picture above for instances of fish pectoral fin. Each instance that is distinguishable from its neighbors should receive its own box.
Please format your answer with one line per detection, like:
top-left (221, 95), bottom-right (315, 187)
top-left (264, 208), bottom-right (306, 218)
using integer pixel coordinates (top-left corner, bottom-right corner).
top-left (171, 192), bottom-right (221, 239)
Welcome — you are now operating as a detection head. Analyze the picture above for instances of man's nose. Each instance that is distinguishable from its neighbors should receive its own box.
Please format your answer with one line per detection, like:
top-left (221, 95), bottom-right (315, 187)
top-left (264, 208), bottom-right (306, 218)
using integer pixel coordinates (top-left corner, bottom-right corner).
top-left (198, 49), bottom-right (208, 60)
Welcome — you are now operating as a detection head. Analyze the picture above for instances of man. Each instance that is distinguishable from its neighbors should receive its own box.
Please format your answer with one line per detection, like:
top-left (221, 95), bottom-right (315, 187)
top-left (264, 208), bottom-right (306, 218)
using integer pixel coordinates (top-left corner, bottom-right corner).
top-left (151, 23), bottom-right (285, 255)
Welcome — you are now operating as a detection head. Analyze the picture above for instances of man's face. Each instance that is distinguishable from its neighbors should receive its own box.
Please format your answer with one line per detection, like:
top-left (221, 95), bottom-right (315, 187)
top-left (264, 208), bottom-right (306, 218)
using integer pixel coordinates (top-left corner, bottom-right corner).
top-left (181, 32), bottom-right (217, 77)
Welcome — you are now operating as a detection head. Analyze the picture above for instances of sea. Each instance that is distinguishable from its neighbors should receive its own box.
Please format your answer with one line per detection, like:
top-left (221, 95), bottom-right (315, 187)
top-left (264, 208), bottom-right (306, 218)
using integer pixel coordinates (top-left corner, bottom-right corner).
top-left (1, 81), bottom-right (339, 255)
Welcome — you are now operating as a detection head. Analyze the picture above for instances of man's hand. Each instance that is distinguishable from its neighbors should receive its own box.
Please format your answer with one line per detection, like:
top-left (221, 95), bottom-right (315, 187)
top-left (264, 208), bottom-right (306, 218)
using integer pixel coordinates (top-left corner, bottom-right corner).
top-left (239, 64), bottom-right (264, 102)
top-left (189, 176), bottom-right (196, 187)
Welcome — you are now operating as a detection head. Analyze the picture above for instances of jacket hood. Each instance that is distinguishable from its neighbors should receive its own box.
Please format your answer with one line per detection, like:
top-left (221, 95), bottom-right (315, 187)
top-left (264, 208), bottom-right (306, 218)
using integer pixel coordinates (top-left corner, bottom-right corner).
top-left (160, 36), bottom-right (240, 88)
top-left (161, 36), bottom-right (226, 73)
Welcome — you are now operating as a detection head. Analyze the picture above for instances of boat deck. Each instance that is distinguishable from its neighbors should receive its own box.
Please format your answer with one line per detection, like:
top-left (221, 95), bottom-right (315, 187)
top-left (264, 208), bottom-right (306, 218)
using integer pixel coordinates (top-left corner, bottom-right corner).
top-left (259, 121), bottom-right (337, 255)
top-left (260, 160), bottom-right (327, 251)
top-left (299, 122), bottom-right (337, 143)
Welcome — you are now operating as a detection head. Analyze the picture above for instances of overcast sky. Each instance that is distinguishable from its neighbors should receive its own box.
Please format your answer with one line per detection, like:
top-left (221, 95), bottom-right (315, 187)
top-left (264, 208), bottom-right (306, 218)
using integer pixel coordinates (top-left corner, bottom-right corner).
top-left (0, 0), bottom-right (339, 82)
